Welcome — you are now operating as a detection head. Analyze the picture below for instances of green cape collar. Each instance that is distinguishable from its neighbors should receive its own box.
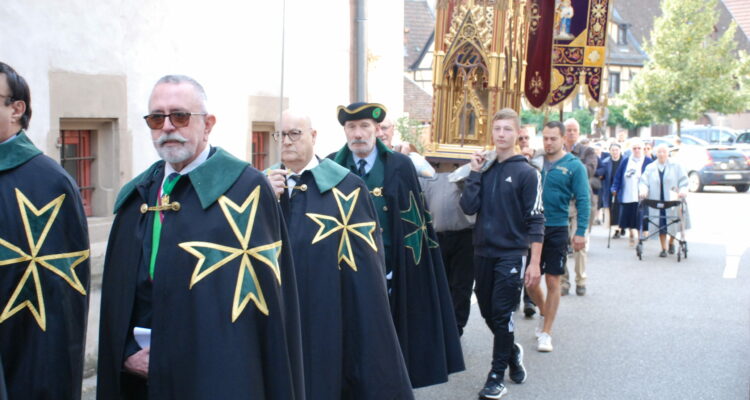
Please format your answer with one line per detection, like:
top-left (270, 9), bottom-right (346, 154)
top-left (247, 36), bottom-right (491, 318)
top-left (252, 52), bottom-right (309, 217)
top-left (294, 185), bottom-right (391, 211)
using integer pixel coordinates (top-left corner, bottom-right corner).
top-left (268, 158), bottom-right (349, 194)
top-left (113, 147), bottom-right (248, 213)
top-left (332, 138), bottom-right (392, 166)
top-left (0, 131), bottom-right (42, 172)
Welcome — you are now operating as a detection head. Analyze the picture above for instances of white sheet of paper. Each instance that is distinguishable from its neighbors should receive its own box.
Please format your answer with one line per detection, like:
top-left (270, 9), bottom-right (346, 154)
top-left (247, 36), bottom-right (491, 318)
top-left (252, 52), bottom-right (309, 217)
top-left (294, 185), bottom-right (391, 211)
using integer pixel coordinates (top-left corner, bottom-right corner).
top-left (134, 327), bottom-right (151, 349)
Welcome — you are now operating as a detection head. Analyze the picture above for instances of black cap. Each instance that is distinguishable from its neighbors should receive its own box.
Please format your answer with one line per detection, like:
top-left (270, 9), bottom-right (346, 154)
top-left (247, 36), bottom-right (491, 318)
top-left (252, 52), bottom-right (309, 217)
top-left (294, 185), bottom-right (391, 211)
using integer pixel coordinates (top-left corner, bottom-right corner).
top-left (336, 102), bottom-right (387, 125)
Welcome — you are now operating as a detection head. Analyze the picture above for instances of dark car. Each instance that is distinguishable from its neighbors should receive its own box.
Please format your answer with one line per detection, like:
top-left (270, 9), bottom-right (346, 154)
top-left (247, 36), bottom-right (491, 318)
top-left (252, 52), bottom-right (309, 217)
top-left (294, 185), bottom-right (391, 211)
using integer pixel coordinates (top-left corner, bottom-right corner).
top-left (672, 144), bottom-right (750, 192)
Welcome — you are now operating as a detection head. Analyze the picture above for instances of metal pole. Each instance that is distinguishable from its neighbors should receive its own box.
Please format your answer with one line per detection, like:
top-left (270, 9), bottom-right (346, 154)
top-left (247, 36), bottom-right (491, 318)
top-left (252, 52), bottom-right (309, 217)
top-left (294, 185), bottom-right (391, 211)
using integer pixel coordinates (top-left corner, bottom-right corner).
top-left (356, 0), bottom-right (367, 101)
top-left (278, 0), bottom-right (287, 164)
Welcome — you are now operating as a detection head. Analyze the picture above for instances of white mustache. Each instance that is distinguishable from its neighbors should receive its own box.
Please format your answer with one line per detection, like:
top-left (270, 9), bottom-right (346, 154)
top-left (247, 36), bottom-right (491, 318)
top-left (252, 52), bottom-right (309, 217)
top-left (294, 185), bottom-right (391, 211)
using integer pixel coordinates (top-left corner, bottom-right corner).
top-left (154, 133), bottom-right (188, 145)
top-left (350, 139), bottom-right (369, 145)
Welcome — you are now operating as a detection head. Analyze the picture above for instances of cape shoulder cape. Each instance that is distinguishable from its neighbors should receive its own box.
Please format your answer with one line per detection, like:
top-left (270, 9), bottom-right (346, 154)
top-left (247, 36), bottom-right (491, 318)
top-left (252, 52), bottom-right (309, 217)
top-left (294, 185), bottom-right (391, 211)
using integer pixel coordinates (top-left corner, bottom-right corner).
top-left (97, 148), bottom-right (304, 399)
top-left (329, 141), bottom-right (465, 388)
top-left (281, 162), bottom-right (414, 399)
top-left (0, 132), bottom-right (90, 400)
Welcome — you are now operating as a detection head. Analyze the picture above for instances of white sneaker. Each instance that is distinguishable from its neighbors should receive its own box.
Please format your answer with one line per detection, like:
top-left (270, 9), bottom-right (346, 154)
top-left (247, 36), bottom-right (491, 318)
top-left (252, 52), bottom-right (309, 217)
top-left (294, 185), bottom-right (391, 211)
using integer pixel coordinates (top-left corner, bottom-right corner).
top-left (537, 332), bottom-right (553, 352)
top-left (535, 316), bottom-right (545, 338)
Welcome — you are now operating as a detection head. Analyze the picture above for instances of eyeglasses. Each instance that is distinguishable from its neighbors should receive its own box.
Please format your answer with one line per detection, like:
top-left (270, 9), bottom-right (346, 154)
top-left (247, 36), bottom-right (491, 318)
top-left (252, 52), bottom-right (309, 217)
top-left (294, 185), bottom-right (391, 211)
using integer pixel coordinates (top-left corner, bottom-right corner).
top-left (143, 112), bottom-right (207, 129)
top-left (518, 136), bottom-right (530, 141)
top-left (273, 129), bottom-right (303, 142)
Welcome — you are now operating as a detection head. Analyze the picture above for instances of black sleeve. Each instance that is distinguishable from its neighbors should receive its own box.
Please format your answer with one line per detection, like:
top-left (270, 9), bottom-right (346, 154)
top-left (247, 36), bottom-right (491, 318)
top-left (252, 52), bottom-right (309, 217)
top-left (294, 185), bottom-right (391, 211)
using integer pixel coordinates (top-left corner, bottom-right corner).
top-left (459, 171), bottom-right (482, 215)
top-left (521, 168), bottom-right (545, 243)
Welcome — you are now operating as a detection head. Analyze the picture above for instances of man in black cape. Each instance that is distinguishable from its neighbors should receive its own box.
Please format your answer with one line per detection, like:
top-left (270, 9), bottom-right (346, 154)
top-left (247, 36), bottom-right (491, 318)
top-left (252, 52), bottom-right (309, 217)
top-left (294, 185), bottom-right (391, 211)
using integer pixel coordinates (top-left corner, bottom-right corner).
top-left (96, 75), bottom-right (304, 399)
top-left (266, 110), bottom-right (413, 399)
top-left (0, 62), bottom-right (90, 400)
top-left (329, 103), bottom-right (464, 388)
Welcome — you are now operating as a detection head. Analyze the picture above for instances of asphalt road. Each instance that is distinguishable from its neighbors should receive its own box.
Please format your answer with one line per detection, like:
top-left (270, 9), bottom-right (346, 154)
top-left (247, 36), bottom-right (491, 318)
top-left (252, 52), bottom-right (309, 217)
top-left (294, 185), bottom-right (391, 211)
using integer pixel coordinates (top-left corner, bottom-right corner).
top-left (415, 186), bottom-right (750, 400)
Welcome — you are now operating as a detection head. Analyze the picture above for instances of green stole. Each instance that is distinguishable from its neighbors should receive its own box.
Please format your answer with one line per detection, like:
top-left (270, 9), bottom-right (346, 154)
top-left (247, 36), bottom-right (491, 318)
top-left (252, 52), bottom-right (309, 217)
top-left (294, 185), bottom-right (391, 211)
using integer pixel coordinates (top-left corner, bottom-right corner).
top-left (149, 174), bottom-right (182, 279)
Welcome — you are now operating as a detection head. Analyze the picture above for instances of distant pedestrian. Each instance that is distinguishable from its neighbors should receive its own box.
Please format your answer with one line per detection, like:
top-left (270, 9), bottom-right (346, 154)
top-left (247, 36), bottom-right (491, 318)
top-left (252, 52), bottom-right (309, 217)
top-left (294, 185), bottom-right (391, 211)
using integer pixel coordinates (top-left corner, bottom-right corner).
top-left (562, 118), bottom-right (597, 296)
top-left (596, 143), bottom-right (624, 238)
top-left (611, 139), bottom-right (653, 246)
top-left (638, 144), bottom-right (689, 257)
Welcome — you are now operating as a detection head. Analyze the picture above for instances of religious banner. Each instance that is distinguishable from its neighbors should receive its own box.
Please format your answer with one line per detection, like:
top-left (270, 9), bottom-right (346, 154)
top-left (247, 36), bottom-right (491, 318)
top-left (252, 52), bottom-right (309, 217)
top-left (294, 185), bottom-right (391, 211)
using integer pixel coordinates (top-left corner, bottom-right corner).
top-left (547, 0), bottom-right (611, 106)
top-left (524, 0), bottom-right (556, 108)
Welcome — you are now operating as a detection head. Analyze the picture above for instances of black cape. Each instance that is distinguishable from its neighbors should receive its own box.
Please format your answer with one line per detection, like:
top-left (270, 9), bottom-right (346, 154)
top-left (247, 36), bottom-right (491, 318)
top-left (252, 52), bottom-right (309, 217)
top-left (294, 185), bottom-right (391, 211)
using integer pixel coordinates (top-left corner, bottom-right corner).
top-left (330, 141), bottom-right (464, 388)
top-left (276, 158), bottom-right (413, 399)
top-left (0, 132), bottom-right (90, 400)
top-left (97, 147), bottom-right (304, 399)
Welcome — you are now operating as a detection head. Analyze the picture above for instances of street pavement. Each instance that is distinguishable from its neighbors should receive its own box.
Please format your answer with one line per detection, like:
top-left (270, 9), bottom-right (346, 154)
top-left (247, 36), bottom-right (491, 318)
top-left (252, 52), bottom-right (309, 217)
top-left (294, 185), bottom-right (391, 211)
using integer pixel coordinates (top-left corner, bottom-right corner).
top-left (81, 186), bottom-right (749, 399)
top-left (415, 186), bottom-right (750, 400)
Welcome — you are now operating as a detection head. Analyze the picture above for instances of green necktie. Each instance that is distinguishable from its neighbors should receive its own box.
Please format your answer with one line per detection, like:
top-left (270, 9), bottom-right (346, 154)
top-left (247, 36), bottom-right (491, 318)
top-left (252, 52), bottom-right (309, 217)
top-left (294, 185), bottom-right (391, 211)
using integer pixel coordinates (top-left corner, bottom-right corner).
top-left (149, 173), bottom-right (181, 279)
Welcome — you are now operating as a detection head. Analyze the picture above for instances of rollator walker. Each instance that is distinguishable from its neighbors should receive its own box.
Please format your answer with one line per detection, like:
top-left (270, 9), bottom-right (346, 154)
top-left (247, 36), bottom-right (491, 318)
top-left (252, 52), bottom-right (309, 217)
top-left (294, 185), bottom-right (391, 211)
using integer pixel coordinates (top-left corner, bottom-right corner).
top-left (635, 199), bottom-right (688, 262)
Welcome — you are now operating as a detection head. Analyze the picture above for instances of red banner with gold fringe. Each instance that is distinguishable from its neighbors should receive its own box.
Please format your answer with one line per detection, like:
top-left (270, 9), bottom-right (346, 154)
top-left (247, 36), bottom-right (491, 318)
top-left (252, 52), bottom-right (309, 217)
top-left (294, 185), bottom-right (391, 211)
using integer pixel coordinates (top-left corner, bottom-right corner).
top-left (524, 0), bottom-right (556, 108)
top-left (547, 0), bottom-right (610, 106)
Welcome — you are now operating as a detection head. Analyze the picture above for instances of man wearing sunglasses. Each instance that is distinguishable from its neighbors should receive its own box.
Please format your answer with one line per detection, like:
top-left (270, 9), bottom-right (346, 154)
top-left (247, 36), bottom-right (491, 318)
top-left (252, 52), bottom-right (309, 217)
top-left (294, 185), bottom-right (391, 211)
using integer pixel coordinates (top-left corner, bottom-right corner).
top-left (265, 110), bottom-right (413, 399)
top-left (97, 75), bottom-right (304, 399)
top-left (0, 62), bottom-right (91, 400)
top-left (329, 103), bottom-right (464, 389)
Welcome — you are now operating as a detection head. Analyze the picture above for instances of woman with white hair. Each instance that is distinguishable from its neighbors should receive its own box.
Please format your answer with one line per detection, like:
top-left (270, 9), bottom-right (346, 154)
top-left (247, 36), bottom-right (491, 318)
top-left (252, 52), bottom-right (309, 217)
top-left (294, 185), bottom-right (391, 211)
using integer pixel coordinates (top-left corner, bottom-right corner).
top-left (638, 144), bottom-right (689, 257)
top-left (611, 139), bottom-right (653, 246)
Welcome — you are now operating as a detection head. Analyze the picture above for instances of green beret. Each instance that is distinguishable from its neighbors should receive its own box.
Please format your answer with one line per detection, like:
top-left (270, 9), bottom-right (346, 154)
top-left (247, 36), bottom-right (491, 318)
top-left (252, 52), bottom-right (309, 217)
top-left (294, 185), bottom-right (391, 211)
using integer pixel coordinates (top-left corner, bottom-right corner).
top-left (336, 102), bottom-right (387, 125)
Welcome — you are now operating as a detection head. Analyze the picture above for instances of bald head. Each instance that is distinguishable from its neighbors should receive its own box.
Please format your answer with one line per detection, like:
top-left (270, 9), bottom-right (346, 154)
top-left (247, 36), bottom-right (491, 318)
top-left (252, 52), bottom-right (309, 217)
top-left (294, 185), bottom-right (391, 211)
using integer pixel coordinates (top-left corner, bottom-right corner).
top-left (280, 109), bottom-right (317, 172)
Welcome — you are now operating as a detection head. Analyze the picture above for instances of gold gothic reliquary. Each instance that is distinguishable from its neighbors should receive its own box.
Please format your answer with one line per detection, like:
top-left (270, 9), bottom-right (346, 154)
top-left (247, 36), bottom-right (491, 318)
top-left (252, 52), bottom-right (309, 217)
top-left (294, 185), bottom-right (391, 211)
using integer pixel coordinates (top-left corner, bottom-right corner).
top-left (426, 0), bottom-right (531, 161)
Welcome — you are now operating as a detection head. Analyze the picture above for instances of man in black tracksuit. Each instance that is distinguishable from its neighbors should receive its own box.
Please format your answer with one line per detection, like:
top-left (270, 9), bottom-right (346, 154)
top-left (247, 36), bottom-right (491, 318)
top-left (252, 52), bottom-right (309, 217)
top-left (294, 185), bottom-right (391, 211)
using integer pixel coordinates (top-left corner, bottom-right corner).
top-left (460, 108), bottom-right (544, 400)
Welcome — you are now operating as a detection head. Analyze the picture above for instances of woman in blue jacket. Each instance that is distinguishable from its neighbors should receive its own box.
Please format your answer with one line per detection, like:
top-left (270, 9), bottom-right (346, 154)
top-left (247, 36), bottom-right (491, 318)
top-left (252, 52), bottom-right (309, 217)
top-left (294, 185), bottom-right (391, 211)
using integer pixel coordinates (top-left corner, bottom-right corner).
top-left (611, 140), bottom-right (653, 246)
top-left (596, 143), bottom-right (624, 238)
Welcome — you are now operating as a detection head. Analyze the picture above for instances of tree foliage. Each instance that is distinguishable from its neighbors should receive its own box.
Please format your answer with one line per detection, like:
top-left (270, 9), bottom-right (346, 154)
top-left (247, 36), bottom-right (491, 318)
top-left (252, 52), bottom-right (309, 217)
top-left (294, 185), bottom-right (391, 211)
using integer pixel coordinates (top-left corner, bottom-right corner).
top-left (396, 116), bottom-right (425, 153)
top-left (620, 0), bottom-right (750, 134)
top-left (521, 108), bottom-right (594, 134)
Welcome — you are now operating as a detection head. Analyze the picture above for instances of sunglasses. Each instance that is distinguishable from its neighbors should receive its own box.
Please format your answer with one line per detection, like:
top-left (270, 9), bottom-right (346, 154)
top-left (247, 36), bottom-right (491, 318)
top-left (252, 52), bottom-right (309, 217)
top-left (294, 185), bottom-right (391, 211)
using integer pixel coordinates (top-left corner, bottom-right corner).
top-left (143, 112), bottom-right (207, 129)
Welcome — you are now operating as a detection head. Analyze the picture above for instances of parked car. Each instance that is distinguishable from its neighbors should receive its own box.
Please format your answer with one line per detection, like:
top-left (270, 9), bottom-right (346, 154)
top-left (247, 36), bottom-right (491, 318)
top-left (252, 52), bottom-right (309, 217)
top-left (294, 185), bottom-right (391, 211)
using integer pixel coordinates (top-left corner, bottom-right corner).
top-left (665, 134), bottom-right (709, 147)
top-left (671, 144), bottom-right (750, 192)
top-left (734, 131), bottom-right (750, 156)
top-left (680, 126), bottom-right (737, 145)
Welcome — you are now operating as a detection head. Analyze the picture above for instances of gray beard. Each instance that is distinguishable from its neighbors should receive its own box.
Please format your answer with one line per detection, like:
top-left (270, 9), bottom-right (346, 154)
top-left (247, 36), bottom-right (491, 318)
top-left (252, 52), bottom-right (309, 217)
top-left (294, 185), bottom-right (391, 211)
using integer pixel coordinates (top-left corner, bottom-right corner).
top-left (157, 144), bottom-right (194, 164)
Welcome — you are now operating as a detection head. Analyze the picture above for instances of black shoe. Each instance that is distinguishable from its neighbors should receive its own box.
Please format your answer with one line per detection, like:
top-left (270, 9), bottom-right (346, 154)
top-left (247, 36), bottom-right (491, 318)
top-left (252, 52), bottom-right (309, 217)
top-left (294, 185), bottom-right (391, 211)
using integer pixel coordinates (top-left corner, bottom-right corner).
top-left (523, 302), bottom-right (536, 318)
top-left (659, 250), bottom-right (667, 258)
top-left (478, 372), bottom-right (507, 399)
top-left (576, 285), bottom-right (586, 296)
top-left (612, 231), bottom-right (621, 239)
top-left (668, 244), bottom-right (675, 254)
top-left (508, 343), bottom-right (527, 384)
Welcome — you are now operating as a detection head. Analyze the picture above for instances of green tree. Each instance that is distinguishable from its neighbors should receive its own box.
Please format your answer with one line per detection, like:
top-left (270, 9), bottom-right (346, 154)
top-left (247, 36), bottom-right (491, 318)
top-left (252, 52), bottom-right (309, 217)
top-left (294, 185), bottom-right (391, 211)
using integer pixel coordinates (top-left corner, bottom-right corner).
top-left (606, 104), bottom-right (647, 130)
top-left (621, 0), bottom-right (750, 135)
top-left (396, 116), bottom-right (425, 153)
top-left (521, 109), bottom-right (546, 132)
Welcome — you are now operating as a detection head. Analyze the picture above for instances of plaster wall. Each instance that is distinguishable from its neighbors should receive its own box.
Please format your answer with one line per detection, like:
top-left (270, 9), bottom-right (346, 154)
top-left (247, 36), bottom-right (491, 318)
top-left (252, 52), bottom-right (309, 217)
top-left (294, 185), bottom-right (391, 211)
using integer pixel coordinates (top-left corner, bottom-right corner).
top-left (1, 0), bottom-right (404, 180)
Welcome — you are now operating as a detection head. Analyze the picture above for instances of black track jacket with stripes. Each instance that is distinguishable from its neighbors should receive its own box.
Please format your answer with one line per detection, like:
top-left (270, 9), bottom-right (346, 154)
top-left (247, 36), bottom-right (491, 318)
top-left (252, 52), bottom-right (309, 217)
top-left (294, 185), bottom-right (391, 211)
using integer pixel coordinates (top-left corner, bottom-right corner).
top-left (459, 155), bottom-right (545, 257)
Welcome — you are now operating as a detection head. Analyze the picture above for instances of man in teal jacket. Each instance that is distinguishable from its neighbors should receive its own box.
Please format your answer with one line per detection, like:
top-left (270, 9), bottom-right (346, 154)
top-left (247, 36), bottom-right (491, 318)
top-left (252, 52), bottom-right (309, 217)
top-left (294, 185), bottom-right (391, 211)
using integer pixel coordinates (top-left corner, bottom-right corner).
top-left (526, 121), bottom-right (589, 353)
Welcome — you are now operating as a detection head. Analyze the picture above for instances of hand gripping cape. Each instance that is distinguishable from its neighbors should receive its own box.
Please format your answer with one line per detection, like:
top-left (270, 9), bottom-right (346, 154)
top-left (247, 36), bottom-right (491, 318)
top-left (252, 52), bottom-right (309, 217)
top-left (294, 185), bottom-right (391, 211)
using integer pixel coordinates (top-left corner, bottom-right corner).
top-left (330, 141), bottom-right (465, 388)
top-left (0, 132), bottom-right (90, 400)
top-left (96, 147), bottom-right (304, 399)
top-left (275, 158), bottom-right (414, 399)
